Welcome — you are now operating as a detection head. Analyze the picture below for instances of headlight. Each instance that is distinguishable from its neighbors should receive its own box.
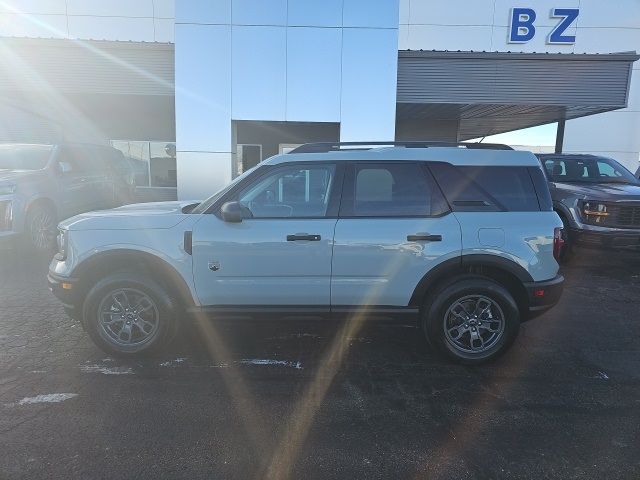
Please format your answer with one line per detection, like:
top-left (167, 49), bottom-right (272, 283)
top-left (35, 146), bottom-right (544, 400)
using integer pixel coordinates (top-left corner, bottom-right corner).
top-left (0, 184), bottom-right (16, 195)
top-left (56, 228), bottom-right (68, 260)
top-left (581, 201), bottom-right (610, 225)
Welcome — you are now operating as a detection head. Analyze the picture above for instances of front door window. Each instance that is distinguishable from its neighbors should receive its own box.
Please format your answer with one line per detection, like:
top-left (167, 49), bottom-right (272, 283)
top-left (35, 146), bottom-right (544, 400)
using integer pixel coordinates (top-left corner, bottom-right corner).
top-left (236, 164), bottom-right (336, 218)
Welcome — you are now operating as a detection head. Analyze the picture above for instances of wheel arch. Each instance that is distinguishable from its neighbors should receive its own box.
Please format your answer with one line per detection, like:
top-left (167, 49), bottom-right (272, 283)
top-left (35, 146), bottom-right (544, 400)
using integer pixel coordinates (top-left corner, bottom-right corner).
top-left (71, 249), bottom-right (196, 309)
top-left (553, 202), bottom-right (574, 227)
top-left (26, 196), bottom-right (58, 218)
top-left (409, 254), bottom-right (532, 317)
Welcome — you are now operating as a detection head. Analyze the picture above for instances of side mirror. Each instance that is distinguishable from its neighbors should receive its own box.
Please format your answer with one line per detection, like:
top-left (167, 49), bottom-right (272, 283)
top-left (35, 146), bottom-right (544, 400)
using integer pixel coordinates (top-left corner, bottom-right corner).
top-left (220, 201), bottom-right (244, 223)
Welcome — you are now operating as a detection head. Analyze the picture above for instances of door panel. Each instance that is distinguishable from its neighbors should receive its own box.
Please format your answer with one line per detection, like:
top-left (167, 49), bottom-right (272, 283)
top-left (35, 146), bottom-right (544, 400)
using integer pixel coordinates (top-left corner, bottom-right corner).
top-left (191, 161), bottom-right (342, 307)
top-left (192, 216), bottom-right (336, 306)
top-left (55, 146), bottom-right (98, 218)
top-left (331, 215), bottom-right (462, 306)
top-left (331, 161), bottom-right (461, 307)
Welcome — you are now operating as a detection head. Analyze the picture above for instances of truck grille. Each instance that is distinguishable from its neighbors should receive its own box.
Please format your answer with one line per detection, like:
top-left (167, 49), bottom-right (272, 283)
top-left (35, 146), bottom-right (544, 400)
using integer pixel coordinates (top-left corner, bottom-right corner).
top-left (609, 204), bottom-right (640, 228)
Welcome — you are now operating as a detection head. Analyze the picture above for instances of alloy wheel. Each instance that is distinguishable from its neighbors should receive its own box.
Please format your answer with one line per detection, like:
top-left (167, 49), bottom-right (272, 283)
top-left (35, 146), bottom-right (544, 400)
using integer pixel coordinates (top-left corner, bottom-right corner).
top-left (29, 209), bottom-right (56, 251)
top-left (443, 294), bottom-right (505, 355)
top-left (97, 288), bottom-right (160, 348)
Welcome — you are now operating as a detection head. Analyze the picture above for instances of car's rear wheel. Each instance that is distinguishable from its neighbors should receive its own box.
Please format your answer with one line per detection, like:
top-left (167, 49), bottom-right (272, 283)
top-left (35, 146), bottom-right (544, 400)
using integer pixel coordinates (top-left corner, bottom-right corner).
top-left (422, 275), bottom-right (520, 364)
top-left (26, 203), bottom-right (57, 253)
top-left (82, 273), bottom-right (178, 356)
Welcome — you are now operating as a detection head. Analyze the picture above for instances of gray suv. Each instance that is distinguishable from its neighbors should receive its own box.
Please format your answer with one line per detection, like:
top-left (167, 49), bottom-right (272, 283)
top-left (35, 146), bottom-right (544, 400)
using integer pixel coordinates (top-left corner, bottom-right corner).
top-left (0, 143), bottom-right (135, 251)
top-left (538, 154), bottom-right (640, 255)
top-left (49, 142), bottom-right (564, 364)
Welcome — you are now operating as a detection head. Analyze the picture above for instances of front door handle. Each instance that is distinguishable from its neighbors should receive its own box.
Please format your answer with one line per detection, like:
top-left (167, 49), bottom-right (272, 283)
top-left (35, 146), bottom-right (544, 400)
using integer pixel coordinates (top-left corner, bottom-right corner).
top-left (287, 234), bottom-right (321, 241)
top-left (407, 234), bottom-right (442, 242)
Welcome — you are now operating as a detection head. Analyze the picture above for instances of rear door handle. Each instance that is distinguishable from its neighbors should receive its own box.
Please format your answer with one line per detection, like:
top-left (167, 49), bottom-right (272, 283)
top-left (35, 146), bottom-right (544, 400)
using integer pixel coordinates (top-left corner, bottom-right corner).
top-left (407, 234), bottom-right (442, 242)
top-left (287, 234), bottom-right (321, 241)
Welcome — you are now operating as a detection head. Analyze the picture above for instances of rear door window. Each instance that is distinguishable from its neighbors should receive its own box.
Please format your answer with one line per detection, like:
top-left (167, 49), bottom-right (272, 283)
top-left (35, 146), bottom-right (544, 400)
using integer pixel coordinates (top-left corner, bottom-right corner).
top-left (341, 162), bottom-right (449, 217)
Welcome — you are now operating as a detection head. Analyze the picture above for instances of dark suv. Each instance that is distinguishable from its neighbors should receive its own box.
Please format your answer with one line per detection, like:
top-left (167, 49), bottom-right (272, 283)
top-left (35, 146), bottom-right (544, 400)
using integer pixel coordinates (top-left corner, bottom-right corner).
top-left (537, 154), bottom-right (640, 255)
top-left (0, 143), bottom-right (135, 252)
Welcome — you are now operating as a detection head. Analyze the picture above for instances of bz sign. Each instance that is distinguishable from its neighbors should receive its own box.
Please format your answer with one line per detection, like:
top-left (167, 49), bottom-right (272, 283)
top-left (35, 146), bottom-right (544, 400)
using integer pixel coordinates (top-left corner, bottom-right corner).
top-left (509, 7), bottom-right (579, 45)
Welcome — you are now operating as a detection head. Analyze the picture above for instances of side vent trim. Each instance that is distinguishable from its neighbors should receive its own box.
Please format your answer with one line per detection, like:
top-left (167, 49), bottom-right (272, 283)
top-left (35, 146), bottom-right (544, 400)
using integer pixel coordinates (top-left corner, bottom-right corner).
top-left (184, 231), bottom-right (193, 255)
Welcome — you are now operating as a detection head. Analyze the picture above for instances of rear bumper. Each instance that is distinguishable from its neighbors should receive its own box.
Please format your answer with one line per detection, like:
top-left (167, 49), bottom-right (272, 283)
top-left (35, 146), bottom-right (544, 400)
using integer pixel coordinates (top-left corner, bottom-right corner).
top-left (523, 274), bottom-right (564, 317)
top-left (47, 271), bottom-right (78, 310)
top-left (571, 228), bottom-right (640, 251)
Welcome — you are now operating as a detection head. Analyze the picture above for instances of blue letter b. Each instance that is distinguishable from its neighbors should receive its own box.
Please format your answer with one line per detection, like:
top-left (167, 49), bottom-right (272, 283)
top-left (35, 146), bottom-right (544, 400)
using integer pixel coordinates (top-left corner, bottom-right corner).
top-left (509, 8), bottom-right (536, 43)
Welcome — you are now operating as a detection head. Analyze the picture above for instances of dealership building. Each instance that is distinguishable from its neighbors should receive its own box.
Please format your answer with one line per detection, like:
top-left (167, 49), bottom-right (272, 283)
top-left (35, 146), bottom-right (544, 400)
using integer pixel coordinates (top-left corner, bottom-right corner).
top-left (1, 0), bottom-right (639, 201)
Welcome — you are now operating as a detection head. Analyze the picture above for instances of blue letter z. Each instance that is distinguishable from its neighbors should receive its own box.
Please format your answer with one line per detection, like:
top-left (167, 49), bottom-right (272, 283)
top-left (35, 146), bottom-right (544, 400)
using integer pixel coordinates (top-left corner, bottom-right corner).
top-left (548, 8), bottom-right (579, 44)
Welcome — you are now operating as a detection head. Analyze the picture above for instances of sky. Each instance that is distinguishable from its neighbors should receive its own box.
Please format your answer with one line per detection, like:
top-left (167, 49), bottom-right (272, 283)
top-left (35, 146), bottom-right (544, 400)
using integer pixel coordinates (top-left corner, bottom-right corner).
top-left (472, 122), bottom-right (557, 147)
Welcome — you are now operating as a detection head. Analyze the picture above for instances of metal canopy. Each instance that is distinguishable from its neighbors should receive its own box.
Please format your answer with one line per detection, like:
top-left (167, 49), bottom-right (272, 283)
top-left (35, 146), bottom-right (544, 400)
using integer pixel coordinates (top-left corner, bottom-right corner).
top-left (397, 50), bottom-right (639, 140)
top-left (0, 37), bottom-right (174, 96)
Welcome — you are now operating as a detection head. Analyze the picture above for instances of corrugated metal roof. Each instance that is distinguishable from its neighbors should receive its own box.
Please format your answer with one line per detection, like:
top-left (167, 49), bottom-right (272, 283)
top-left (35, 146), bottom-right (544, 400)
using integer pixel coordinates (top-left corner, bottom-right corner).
top-left (0, 37), bottom-right (174, 96)
top-left (397, 50), bottom-right (638, 140)
top-left (400, 50), bottom-right (640, 62)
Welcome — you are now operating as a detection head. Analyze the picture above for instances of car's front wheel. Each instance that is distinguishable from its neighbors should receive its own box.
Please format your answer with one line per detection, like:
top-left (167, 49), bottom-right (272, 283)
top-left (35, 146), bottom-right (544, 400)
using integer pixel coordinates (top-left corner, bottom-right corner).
top-left (26, 203), bottom-right (57, 253)
top-left (82, 273), bottom-right (178, 356)
top-left (422, 275), bottom-right (520, 364)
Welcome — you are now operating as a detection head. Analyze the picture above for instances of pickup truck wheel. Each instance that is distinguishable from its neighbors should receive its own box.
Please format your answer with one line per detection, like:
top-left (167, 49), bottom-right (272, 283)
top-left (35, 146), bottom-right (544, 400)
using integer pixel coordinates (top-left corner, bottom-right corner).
top-left (82, 273), bottom-right (177, 356)
top-left (422, 276), bottom-right (520, 365)
top-left (26, 204), bottom-right (57, 253)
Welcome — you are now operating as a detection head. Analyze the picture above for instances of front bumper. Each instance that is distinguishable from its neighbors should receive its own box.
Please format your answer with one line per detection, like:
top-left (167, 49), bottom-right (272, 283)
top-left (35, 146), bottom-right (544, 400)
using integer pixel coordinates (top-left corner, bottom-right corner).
top-left (523, 274), bottom-right (564, 317)
top-left (570, 228), bottom-right (640, 251)
top-left (47, 271), bottom-right (78, 310)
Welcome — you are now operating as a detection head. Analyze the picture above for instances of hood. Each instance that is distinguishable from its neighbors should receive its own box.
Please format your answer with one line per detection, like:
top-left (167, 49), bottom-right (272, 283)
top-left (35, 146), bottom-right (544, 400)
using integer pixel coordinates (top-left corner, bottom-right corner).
top-left (553, 181), bottom-right (640, 201)
top-left (112, 200), bottom-right (200, 214)
top-left (60, 200), bottom-right (201, 231)
top-left (0, 169), bottom-right (41, 184)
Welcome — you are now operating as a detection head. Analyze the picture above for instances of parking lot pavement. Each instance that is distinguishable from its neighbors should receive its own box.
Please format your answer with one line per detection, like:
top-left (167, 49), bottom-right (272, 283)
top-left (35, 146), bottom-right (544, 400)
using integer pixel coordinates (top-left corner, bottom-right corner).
top-left (1, 249), bottom-right (639, 479)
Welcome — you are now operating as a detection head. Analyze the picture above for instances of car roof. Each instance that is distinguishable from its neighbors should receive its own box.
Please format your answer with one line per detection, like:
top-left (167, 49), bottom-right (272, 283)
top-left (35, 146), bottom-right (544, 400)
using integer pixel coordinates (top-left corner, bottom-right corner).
top-left (537, 153), bottom-right (605, 159)
top-left (265, 146), bottom-right (541, 167)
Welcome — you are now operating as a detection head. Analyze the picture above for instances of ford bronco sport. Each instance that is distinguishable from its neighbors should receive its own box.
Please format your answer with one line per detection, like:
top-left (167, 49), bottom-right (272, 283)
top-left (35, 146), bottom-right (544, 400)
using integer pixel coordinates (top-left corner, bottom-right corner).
top-left (49, 142), bottom-right (564, 364)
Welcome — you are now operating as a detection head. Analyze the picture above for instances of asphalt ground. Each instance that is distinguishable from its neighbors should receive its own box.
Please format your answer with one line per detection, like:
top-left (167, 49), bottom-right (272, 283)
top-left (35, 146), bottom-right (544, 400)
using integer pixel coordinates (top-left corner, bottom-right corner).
top-left (1, 246), bottom-right (639, 479)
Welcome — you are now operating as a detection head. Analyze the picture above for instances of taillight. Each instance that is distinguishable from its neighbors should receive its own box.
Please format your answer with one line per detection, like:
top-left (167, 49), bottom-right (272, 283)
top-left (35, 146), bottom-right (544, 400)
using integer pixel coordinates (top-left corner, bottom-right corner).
top-left (553, 227), bottom-right (564, 261)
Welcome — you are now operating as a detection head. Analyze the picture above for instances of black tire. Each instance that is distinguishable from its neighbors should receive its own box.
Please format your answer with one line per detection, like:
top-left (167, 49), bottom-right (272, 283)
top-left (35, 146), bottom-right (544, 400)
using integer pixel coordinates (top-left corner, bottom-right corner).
top-left (25, 203), bottom-right (57, 253)
top-left (421, 275), bottom-right (520, 365)
top-left (81, 272), bottom-right (178, 357)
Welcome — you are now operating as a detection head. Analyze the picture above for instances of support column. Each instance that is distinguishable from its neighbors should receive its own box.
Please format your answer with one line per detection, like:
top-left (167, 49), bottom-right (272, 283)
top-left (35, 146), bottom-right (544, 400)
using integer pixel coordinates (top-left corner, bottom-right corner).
top-left (175, 19), bottom-right (233, 200)
top-left (555, 119), bottom-right (565, 154)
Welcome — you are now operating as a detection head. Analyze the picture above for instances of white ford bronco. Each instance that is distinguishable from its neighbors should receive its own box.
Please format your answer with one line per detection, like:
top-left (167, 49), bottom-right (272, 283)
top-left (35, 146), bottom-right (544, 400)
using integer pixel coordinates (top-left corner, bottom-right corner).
top-left (49, 142), bottom-right (564, 364)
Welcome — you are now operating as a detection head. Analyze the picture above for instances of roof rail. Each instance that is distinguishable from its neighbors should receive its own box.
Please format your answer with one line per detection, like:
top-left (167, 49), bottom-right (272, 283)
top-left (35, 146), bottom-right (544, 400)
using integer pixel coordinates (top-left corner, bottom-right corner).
top-left (288, 141), bottom-right (513, 154)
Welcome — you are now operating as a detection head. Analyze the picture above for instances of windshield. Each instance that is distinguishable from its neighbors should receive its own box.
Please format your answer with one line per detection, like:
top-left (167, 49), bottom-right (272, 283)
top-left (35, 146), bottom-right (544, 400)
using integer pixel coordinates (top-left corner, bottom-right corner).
top-left (190, 164), bottom-right (261, 214)
top-left (542, 156), bottom-right (639, 185)
top-left (0, 145), bottom-right (52, 170)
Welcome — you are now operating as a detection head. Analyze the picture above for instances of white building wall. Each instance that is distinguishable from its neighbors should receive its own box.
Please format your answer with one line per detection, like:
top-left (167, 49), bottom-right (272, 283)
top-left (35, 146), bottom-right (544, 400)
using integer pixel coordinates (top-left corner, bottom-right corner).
top-left (399, 0), bottom-right (640, 171)
top-left (0, 0), bottom-right (175, 42)
top-left (174, 0), bottom-right (399, 199)
top-left (2, 0), bottom-right (639, 187)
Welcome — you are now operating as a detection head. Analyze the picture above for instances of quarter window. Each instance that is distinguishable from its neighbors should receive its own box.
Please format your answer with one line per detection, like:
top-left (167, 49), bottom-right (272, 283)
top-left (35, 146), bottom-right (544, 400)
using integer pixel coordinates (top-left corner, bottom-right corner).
top-left (237, 164), bottom-right (336, 218)
top-left (343, 163), bottom-right (449, 217)
top-left (430, 163), bottom-right (540, 212)
top-left (460, 166), bottom-right (539, 212)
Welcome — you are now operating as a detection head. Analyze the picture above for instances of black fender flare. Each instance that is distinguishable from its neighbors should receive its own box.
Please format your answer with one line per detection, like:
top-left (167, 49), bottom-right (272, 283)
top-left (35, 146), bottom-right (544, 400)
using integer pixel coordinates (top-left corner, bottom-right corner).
top-left (71, 249), bottom-right (196, 308)
top-left (409, 254), bottom-right (533, 306)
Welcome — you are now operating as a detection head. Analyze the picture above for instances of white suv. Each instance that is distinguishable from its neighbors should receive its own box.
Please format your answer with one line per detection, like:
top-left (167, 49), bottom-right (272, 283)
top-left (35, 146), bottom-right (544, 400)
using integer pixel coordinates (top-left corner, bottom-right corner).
top-left (48, 142), bottom-right (564, 364)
